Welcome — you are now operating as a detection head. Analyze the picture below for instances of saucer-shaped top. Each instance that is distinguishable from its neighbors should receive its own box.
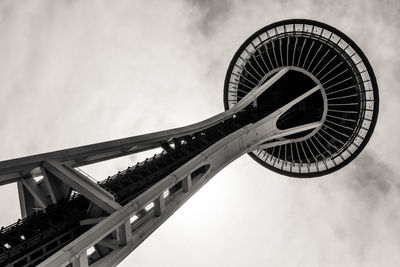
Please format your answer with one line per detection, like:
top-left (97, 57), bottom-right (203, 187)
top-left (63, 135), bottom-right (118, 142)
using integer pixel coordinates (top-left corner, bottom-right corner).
top-left (224, 19), bottom-right (379, 177)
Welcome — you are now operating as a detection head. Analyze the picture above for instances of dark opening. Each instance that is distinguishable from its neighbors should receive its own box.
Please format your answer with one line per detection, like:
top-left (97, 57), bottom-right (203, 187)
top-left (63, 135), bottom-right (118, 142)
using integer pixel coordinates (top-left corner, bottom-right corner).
top-left (191, 164), bottom-right (210, 180)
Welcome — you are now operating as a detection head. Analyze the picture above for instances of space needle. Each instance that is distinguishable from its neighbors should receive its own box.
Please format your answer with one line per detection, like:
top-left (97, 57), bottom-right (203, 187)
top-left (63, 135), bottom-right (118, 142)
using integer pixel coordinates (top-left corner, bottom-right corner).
top-left (0, 19), bottom-right (378, 266)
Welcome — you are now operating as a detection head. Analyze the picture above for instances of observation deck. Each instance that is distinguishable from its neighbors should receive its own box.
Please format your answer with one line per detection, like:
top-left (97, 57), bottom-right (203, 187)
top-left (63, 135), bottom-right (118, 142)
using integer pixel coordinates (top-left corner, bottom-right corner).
top-left (224, 19), bottom-right (378, 177)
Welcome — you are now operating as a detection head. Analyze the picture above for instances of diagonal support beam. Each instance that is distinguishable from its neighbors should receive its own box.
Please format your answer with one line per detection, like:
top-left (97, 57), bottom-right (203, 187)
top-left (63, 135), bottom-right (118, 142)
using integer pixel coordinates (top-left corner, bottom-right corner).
top-left (42, 167), bottom-right (70, 204)
top-left (80, 217), bottom-right (107, 226)
top-left (17, 181), bottom-right (34, 218)
top-left (253, 84), bottom-right (324, 149)
top-left (43, 160), bottom-right (121, 214)
top-left (21, 177), bottom-right (50, 209)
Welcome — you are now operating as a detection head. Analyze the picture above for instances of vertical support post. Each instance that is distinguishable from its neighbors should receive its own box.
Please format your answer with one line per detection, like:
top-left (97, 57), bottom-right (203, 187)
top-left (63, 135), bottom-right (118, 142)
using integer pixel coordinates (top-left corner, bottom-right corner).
top-left (182, 173), bottom-right (192, 193)
top-left (17, 181), bottom-right (34, 218)
top-left (71, 252), bottom-right (88, 267)
top-left (118, 220), bottom-right (132, 246)
top-left (154, 194), bottom-right (165, 217)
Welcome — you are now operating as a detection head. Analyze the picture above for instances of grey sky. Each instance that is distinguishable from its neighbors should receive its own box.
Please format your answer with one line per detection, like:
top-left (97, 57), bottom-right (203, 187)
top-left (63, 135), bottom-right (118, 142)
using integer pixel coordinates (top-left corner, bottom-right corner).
top-left (0, 0), bottom-right (399, 266)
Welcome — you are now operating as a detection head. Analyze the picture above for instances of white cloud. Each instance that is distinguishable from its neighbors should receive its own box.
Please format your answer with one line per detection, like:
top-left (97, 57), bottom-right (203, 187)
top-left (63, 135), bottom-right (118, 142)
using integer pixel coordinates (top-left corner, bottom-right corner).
top-left (0, 0), bottom-right (399, 266)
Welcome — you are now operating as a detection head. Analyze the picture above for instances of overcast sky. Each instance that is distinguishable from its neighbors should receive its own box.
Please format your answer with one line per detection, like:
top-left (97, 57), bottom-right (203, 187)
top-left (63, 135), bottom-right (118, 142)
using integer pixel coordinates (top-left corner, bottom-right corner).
top-left (0, 0), bottom-right (399, 266)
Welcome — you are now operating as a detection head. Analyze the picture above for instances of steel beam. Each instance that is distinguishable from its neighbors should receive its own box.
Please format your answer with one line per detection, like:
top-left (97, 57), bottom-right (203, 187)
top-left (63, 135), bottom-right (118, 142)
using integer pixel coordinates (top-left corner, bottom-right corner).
top-left (80, 217), bottom-right (107, 226)
top-left (42, 167), bottom-right (70, 204)
top-left (21, 177), bottom-right (50, 209)
top-left (17, 181), bottom-right (34, 218)
top-left (17, 177), bottom-right (53, 217)
top-left (43, 160), bottom-right (121, 214)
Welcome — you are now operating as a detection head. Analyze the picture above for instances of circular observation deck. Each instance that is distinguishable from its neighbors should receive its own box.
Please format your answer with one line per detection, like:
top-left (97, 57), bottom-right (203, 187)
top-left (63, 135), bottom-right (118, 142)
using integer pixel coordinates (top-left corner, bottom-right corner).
top-left (224, 19), bottom-right (379, 177)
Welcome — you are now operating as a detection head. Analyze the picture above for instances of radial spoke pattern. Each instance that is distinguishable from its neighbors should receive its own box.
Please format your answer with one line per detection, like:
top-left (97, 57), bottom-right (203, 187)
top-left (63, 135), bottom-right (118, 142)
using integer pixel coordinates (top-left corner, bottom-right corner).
top-left (224, 20), bottom-right (378, 177)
